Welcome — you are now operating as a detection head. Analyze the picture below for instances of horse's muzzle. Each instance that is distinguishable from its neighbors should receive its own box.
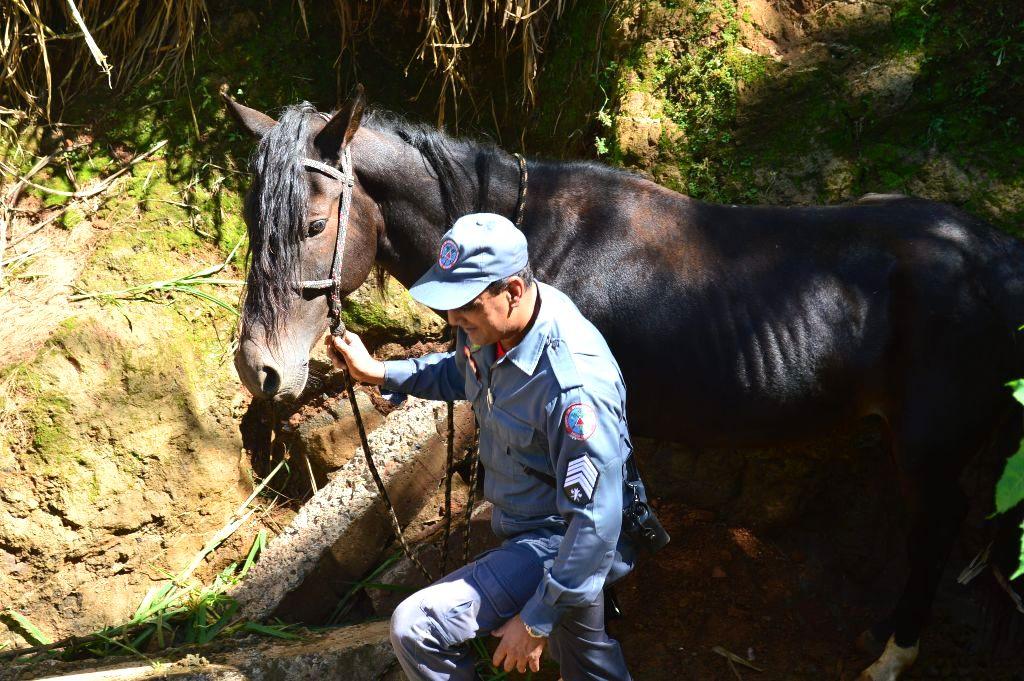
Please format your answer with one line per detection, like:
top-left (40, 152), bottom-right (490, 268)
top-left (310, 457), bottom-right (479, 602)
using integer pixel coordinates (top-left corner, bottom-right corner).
top-left (234, 338), bottom-right (307, 401)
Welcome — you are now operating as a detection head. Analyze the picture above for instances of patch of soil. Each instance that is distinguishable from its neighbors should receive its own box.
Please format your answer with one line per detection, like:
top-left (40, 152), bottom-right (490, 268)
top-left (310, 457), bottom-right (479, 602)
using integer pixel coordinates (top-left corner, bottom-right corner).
top-left (606, 500), bottom-right (1024, 680)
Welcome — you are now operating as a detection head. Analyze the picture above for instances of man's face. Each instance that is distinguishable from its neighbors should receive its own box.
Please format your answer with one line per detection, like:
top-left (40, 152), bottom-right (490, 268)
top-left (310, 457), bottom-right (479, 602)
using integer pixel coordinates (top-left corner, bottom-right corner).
top-left (447, 288), bottom-right (512, 347)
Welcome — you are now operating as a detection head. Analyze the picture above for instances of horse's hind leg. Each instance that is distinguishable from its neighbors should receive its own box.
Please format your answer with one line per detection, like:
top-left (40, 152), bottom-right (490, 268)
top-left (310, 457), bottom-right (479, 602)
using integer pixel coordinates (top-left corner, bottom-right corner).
top-left (856, 459), bottom-right (969, 681)
top-left (855, 393), bottom-right (993, 681)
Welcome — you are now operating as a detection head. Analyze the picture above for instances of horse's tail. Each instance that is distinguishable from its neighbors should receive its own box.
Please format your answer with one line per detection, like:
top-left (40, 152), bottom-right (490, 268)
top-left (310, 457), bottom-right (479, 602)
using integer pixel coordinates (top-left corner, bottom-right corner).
top-left (973, 223), bottom-right (1024, 653)
top-left (979, 226), bottom-right (1024, 377)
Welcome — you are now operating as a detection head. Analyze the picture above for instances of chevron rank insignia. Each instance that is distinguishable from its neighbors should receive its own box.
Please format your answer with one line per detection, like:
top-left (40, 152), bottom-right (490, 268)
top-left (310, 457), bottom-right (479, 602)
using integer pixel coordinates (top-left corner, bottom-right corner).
top-left (563, 455), bottom-right (599, 505)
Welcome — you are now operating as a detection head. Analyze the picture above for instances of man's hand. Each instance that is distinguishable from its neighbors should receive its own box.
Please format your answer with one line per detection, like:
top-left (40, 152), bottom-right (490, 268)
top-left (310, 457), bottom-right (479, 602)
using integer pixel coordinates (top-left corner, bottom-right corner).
top-left (491, 615), bottom-right (546, 674)
top-left (325, 331), bottom-right (385, 385)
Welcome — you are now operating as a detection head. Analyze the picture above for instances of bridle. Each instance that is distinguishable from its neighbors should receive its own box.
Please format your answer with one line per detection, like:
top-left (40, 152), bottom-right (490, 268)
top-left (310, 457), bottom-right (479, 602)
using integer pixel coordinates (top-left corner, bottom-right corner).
top-left (296, 137), bottom-right (528, 336)
top-left (297, 146), bottom-right (354, 336)
top-left (291, 119), bottom-right (529, 580)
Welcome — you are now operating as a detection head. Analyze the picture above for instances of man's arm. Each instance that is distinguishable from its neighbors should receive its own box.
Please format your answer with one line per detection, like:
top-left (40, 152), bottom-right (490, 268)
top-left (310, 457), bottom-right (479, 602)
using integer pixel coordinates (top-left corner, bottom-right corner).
top-left (517, 385), bottom-right (626, 635)
top-left (327, 331), bottom-right (467, 402)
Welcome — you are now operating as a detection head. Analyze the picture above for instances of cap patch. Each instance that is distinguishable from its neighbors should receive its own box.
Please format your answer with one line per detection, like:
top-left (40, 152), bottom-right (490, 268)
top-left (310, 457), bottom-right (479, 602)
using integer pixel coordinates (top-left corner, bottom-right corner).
top-left (564, 454), bottom-right (599, 504)
top-left (563, 403), bottom-right (597, 441)
top-left (438, 239), bottom-right (460, 270)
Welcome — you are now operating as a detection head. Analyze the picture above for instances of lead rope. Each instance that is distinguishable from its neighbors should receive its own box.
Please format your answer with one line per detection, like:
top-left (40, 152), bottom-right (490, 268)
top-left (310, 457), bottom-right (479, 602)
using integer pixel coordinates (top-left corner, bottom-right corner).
top-left (462, 426), bottom-right (480, 567)
top-left (316, 146), bottom-right (434, 584)
top-left (338, 361), bottom-right (433, 583)
top-left (440, 400), bottom-right (455, 575)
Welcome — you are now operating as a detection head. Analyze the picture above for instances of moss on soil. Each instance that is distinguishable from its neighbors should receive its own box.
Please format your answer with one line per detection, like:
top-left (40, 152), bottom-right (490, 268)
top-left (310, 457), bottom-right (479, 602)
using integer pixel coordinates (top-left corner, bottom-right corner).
top-left (598, 0), bottom-right (1024, 231)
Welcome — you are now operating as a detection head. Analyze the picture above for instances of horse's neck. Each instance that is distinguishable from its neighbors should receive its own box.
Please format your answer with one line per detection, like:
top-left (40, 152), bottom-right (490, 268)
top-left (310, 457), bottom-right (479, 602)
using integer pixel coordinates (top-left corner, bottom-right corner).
top-left (372, 135), bottom-right (524, 289)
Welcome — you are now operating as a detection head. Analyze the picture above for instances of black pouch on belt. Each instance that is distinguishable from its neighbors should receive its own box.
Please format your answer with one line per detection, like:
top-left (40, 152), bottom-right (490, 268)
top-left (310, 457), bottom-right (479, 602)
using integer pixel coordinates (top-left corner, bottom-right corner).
top-left (620, 456), bottom-right (671, 554)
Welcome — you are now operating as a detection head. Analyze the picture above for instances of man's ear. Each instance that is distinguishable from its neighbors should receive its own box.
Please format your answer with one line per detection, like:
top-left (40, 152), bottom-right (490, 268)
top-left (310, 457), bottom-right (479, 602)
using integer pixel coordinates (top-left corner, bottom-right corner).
top-left (314, 83), bottom-right (367, 161)
top-left (506, 277), bottom-right (527, 306)
top-left (223, 95), bottom-right (277, 138)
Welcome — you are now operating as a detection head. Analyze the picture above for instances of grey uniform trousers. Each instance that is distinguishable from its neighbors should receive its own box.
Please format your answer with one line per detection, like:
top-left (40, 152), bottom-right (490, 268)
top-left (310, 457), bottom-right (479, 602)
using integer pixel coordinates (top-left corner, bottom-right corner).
top-left (389, 537), bottom-right (631, 681)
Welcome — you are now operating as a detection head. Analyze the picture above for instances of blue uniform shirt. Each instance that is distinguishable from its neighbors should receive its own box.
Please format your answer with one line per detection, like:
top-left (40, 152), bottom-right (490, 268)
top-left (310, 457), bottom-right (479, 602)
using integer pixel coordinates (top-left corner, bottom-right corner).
top-left (382, 281), bottom-right (639, 635)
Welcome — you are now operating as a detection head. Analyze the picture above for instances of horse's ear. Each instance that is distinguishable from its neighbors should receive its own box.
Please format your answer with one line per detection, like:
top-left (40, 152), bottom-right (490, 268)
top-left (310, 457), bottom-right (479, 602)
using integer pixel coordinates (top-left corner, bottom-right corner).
top-left (314, 84), bottom-right (366, 160)
top-left (223, 95), bottom-right (277, 138)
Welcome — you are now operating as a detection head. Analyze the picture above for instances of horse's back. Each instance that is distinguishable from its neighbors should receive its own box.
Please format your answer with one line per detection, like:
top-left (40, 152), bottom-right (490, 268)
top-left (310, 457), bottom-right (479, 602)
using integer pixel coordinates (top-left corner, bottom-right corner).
top-left (562, 189), bottom-right (1021, 443)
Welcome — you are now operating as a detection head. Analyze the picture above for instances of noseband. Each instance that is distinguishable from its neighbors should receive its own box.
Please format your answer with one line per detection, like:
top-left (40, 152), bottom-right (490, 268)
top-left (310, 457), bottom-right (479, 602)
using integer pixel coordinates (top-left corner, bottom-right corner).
top-left (297, 146), bottom-right (354, 336)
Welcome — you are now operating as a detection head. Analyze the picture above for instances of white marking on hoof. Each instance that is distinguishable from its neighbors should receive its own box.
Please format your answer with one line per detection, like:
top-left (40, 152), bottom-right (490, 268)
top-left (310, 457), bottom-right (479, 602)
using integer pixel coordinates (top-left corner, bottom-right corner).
top-left (857, 635), bottom-right (919, 681)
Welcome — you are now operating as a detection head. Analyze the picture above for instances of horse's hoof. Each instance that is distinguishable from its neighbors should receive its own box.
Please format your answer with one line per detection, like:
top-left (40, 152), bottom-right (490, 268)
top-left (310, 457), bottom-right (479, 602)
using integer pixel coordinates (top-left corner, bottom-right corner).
top-left (856, 628), bottom-right (885, 657)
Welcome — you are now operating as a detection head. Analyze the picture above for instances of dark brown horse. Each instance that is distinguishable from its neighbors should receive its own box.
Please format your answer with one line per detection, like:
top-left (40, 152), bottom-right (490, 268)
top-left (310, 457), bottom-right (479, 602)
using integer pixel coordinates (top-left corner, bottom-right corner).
top-left (225, 90), bottom-right (1024, 680)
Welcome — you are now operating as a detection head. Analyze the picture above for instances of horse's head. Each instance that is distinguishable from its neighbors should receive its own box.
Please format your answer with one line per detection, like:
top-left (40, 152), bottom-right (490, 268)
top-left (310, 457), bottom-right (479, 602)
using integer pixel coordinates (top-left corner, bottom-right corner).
top-left (225, 88), bottom-right (383, 401)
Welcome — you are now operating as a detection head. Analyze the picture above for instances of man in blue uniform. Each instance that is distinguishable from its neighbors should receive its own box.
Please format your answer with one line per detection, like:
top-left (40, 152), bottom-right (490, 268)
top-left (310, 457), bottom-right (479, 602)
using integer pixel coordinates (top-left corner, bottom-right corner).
top-left (328, 213), bottom-right (649, 680)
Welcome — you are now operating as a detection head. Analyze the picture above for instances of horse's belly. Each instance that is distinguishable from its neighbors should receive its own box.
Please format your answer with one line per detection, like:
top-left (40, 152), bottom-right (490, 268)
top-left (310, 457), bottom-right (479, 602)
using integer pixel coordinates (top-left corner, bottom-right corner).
top-left (619, 278), bottom-right (891, 444)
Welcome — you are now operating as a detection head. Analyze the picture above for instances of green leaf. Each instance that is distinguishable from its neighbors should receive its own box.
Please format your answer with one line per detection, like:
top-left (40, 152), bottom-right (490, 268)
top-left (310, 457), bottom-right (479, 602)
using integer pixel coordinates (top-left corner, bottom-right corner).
top-left (2, 610), bottom-right (52, 645)
top-left (1007, 379), bottom-right (1024, 406)
top-left (996, 445), bottom-right (1024, 514)
top-left (1010, 518), bottom-right (1024, 581)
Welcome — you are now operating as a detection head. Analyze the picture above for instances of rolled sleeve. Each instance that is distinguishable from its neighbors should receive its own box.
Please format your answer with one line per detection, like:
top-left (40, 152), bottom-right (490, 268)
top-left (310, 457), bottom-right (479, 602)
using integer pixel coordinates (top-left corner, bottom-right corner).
top-left (519, 386), bottom-right (626, 635)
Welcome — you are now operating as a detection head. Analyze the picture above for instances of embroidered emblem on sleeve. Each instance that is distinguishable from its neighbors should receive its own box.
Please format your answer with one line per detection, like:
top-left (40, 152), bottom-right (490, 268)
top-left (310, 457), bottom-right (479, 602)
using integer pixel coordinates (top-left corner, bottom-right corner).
top-left (438, 239), bottom-right (459, 270)
top-left (564, 454), bottom-right (599, 504)
top-left (563, 403), bottom-right (597, 441)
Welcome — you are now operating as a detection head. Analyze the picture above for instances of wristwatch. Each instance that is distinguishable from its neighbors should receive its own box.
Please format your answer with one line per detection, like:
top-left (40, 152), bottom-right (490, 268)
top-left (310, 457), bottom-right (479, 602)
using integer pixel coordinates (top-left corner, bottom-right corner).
top-left (523, 621), bottom-right (547, 639)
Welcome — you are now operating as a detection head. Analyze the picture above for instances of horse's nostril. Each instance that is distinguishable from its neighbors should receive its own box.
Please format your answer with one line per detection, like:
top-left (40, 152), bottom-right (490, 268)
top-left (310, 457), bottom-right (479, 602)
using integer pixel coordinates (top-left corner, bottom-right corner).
top-left (260, 365), bottom-right (281, 395)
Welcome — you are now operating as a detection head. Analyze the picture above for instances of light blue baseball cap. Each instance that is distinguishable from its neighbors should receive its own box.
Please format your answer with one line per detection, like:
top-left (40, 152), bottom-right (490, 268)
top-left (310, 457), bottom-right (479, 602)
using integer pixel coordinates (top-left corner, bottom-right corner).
top-left (409, 213), bottom-right (529, 310)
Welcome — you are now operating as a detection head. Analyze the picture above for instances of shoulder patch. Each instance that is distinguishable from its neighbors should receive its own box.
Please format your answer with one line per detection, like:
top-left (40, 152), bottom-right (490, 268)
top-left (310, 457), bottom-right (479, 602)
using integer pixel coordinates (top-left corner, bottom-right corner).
top-left (545, 339), bottom-right (582, 390)
top-left (563, 403), bottom-right (597, 441)
top-left (563, 454), bottom-right (599, 505)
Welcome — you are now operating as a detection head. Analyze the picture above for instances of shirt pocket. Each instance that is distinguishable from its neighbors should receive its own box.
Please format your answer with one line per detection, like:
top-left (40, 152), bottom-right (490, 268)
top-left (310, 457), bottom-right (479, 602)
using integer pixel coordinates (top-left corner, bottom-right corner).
top-left (490, 405), bottom-right (535, 450)
top-left (490, 405), bottom-right (554, 480)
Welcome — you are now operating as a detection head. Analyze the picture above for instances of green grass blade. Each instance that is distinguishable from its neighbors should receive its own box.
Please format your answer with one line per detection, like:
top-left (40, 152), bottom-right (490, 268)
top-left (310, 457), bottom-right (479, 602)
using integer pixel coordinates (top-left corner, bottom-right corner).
top-left (93, 631), bottom-right (149, 663)
top-left (129, 625), bottom-right (156, 651)
top-left (199, 600), bottom-right (239, 644)
top-left (239, 529), bottom-right (266, 578)
top-left (2, 610), bottom-right (52, 645)
top-left (328, 551), bottom-right (402, 624)
top-left (133, 582), bottom-right (174, 621)
top-left (167, 285), bottom-right (239, 316)
top-left (241, 622), bottom-right (300, 640)
top-left (359, 582), bottom-right (418, 593)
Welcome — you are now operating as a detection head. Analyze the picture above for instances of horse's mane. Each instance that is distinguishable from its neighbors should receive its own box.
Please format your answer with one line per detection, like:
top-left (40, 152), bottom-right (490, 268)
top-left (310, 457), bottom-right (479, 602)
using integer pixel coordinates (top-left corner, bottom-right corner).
top-left (243, 102), bottom-right (319, 338)
top-left (242, 102), bottom-right (506, 336)
top-left (361, 107), bottom-right (503, 226)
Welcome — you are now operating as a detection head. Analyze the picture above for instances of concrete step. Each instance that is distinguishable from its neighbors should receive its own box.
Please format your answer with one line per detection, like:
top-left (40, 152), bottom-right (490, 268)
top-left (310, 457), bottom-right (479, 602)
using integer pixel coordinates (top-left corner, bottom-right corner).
top-left (2, 621), bottom-right (400, 681)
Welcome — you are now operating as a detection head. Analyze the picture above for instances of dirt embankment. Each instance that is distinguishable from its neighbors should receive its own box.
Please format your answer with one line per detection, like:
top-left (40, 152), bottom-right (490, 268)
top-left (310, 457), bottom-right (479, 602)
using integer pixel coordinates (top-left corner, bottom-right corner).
top-left (0, 137), bottom-right (442, 649)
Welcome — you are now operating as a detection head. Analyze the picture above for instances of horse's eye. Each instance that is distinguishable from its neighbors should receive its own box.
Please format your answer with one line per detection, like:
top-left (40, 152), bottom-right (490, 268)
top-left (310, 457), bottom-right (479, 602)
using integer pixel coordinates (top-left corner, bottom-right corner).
top-left (307, 219), bottom-right (327, 238)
